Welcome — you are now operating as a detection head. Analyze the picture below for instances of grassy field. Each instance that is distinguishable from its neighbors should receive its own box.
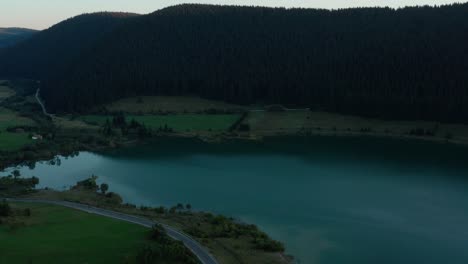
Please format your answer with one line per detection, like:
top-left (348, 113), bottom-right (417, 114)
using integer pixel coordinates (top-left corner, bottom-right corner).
top-left (104, 96), bottom-right (246, 114)
top-left (0, 107), bottom-right (36, 151)
top-left (0, 84), bottom-right (15, 100)
top-left (243, 110), bottom-right (468, 144)
top-left (0, 132), bottom-right (33, 151)
top-left (80, 114), bottom-right (241, 132)
top-left (25, 188), bottom-right (290, 264)
top-left (245, 110), bottom-right (308, 134)
top-left (0, 108), bottom-right (36, 131)
top-left (0, 203), bottom-right (153, 264)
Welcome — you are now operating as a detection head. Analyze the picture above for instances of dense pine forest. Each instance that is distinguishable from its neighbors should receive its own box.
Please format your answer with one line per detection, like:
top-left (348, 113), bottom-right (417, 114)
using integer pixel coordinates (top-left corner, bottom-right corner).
top-left (2, 4), bottom-right (468, 122)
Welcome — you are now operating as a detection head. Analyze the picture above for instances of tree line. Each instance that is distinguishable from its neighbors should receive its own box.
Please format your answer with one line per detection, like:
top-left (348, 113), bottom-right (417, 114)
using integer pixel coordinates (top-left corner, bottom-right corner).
top-left (3, 4), bottom-right (468, 122)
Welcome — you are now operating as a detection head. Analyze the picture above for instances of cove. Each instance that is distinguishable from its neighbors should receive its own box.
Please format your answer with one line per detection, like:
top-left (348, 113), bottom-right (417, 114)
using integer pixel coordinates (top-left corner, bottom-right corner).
top-left (3, 136), bottom-right (468, 264)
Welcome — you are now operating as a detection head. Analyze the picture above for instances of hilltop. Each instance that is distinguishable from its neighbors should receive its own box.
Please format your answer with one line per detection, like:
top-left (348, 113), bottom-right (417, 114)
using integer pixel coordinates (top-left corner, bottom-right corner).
top-left (0, 28), bottom-right (37, 48)
top-left (0, 12), bottom-right (139, 79)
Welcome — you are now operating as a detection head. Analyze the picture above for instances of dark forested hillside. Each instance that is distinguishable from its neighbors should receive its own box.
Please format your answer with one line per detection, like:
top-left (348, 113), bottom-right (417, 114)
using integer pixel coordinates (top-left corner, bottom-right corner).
top-left (0, 28), bottom-right (37, 48)
top-left (0, 12), bottom-right (138, 79)
top-left (6, 4), bottom-right (468, 122)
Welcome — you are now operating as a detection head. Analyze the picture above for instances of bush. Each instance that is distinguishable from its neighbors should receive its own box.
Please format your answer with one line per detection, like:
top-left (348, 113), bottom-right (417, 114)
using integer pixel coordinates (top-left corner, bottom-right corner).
top-left (138, 226), bottom-right (199, 264)
top-left (0, 201), bottom-right (12, 217)
top-left (74, 175), bottom-right (98, 191)
top-left (105, 192), bottom-right (123, 204)
top-left (150, 224), bottom-right (168, 242)
top-left (100, 183), bottom-right (109, 194)
top-left (24, 208), bottom-right (31, 217)
top-left (153, 206), bottom-right (166, 214)
top-left (253, 238), bottom-right (285, 252)
top-left (251, 229), bottom-right (285, 252)
top-left (184, 226), bottom-right (206, 238)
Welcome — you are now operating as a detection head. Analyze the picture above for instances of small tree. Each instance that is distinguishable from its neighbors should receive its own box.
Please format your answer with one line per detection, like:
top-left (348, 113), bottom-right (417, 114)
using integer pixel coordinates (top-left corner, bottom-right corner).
top-left (102, 119), bottom-right (113, 136)
top-left (12, 170), bottom-right (21, 180)
top-left (186, 204), bottom-right (192, 210)
top-left (100, 183), bottom-right (109, 194)
top-left (24, 208), bottom-right (31, 217)
top-left (75, 175), bottom-right (99, 191)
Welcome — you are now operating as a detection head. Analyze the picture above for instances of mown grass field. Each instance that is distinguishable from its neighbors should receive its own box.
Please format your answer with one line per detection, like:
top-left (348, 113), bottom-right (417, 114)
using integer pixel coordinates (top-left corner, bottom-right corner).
top-left (0, 107), bottom-right (36, 151)
top-left (0, 132), bottom-right (32, 151)
top-left (104, 96), bottom-right (246, 114)
top-left (80, 114), bottom-right (241, 132)
top-left (0, 203), bottom-right (152, 264)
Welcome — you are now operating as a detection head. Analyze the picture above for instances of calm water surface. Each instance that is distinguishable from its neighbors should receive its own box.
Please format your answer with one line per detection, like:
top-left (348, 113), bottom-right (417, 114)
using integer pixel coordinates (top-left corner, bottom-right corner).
top-left (4, 137), bottom-right (468, 264)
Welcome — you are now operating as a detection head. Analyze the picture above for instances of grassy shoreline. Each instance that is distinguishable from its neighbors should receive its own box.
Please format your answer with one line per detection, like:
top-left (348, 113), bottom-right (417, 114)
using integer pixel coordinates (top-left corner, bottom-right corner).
top-left (16, 184), bottom-right (292, 264)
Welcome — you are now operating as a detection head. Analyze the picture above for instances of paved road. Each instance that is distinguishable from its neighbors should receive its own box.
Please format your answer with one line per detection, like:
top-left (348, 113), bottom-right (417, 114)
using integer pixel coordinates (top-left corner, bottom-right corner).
top-left (6, 198), bottom-right (218, 264)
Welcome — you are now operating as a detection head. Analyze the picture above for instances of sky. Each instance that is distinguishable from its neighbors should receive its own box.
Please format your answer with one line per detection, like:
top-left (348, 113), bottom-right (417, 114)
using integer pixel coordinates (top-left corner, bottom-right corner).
top-left (0, 0), bottom-right (464, 30)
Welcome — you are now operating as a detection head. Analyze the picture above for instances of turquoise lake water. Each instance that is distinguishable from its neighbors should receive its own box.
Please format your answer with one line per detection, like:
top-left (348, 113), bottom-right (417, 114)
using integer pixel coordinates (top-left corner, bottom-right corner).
top-left (4, 137), bottom-right (468, 264)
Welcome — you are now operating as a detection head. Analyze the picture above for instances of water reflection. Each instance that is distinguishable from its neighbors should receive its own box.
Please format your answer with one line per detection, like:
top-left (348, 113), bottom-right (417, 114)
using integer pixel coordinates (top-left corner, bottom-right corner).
top-left (2, 137), bottom-right (468, 264)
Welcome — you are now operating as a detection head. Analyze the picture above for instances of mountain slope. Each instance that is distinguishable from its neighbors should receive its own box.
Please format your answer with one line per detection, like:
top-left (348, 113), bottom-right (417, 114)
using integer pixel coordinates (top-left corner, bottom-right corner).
top-left (0, 12), bottom-right (139, 79)
top-left (6, 4), bottom-right (468, 122)
top-left (0, 28), bottom-right (37, 48)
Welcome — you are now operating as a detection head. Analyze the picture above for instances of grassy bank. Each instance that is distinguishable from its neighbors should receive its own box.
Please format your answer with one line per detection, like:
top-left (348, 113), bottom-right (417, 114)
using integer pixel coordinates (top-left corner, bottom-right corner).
top-left (0, 203), bottom-right (170, 264)
top-left (23, 184), bottom-right (291, 264)
top-left (241, 109), bottom-right (468, 145)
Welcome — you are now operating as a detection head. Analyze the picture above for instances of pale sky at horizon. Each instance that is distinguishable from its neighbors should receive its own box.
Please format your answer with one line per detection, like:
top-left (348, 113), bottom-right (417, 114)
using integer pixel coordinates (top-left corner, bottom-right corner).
top-left (0, 0), bottom-right (464, 30)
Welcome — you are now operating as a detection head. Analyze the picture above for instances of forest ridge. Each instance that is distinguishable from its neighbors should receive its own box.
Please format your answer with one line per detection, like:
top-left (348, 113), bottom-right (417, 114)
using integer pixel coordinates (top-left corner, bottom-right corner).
top-left (1, 4), bottom-right (468, 122)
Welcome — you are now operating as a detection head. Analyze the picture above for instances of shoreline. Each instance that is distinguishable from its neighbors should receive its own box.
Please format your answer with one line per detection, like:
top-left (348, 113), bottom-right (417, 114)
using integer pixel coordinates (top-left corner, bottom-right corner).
top-left (2, 129), bottom-right (467, 171)
top-left (196, 129), bottom-right (468, 147)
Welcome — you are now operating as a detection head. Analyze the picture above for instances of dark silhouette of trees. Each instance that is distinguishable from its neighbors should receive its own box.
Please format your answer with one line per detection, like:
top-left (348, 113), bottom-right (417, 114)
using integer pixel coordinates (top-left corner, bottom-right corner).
top-left (4, 4), bottom-right (468, 122)
top-left (100, 183), bottom-right (109, 194)
top-left (74, 175), bottom-right (99, 191)
top-left (0, 200), bottom-right (11, 217)
top-left (102, 119), bottom-right (113, 136)
top-left (12, 170), bottom-right (20, 180)
top-left (137, 224), bottom-right (199, 264)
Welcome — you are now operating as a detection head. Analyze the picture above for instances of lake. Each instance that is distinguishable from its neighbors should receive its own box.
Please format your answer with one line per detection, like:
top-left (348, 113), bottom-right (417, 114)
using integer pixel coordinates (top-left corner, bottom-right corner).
top-left (3, 136), bottom-right (468, 264)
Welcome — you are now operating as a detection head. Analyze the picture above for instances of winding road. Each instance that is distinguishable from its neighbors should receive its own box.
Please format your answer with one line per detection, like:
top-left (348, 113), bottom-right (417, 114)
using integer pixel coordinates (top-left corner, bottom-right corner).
top-left (35, 88), bottom-right (54, 119)
top-left (6, 198), bottom-right (219, 264)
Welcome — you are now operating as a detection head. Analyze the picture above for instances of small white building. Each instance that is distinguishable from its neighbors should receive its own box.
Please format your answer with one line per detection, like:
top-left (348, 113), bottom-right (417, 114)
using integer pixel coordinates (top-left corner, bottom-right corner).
top-left (32, 134), bottom-right (43, 140)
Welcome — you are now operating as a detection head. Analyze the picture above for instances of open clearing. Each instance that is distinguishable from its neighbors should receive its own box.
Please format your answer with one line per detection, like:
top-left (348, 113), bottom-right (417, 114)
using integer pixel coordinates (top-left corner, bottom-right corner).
top-left (0, 108), bottom-right (36, 151)
top-left (0, 108), bottom-right (36, 131)
top-left (80, 114), bottom-right (241, 132)
top-left (104, 96), bottom-right (247, 114)
top-left (0, 84), bottom-right (15, 100)
top-left (243, 110), bottom-right (468, 144)
top-left (0, 203), bottom-right (152, 264)
top-left (0, 133), bottom-right (32, 151)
